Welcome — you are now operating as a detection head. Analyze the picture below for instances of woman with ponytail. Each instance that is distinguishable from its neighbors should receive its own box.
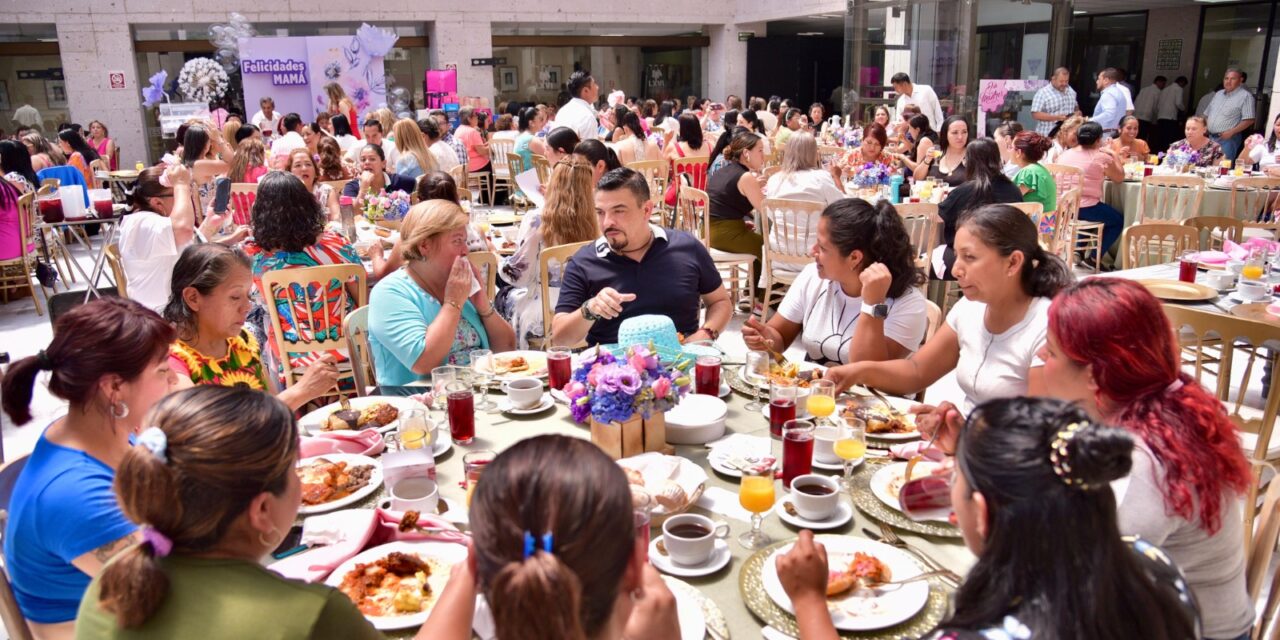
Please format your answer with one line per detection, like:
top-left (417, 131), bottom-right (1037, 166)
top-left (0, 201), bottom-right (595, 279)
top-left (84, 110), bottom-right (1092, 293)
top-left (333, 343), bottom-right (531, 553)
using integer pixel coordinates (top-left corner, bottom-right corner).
top-left (76, 386), bottom-right (382, 638)
top-left (932, 139), bottom-right (1025, 280)
top-left (1041, 278), bottom-right (1253, 640)
top-left (572, 139), bottom-right (622, 184)
top-left (826, 204), bottom-right (1073, 417)
top-left (425, 435), bottom-right (679, 640)
top-left (742, 197), bottom-right (928, 366)
top-left (0, 298), bottom-right (174, 635)
top-left (777, 397), bottom-right (1200, 640)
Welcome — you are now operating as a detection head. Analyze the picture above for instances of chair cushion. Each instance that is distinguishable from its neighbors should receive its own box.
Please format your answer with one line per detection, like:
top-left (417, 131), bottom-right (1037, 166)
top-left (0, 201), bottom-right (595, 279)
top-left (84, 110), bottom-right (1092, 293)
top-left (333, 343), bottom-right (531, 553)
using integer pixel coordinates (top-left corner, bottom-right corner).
top-left (709, 248), bottom-right (756, 262)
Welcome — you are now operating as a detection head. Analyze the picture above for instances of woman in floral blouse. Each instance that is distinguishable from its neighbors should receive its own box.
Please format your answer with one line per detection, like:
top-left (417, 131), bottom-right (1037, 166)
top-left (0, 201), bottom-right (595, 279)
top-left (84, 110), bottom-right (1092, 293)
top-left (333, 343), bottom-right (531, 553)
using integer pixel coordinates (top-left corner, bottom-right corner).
top-left (1166, 116), bottom-right (1224, 169)
top-left (774, 397), bottom-right (1200, 640)
top-left (164, 243), bottom-right (339, 410)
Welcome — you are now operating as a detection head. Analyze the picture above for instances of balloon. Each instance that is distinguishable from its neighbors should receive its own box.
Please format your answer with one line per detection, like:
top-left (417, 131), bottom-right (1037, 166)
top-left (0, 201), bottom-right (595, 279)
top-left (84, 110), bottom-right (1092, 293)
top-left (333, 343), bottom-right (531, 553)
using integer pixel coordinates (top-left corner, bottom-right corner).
top-left (391, 87), bottom-right (409, 100)
top-left (391, 98), bottom-right (408, 112)
top-left (222, 61), bottom-right (239, 74)
top-left (217, 47), bottom-right (236, 60)
top-left (229, 12), bottom-right (248, 26)
top-left (397, 111), bottom-right (412, 119)
top-left (383, 74), bottom-right (397, 86)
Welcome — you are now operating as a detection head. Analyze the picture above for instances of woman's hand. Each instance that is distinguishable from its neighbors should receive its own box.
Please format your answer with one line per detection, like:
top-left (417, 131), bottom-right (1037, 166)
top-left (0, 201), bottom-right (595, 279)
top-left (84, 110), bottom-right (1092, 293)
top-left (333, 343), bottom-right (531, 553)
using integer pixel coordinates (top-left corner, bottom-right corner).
top-left (776, 529), bottom-right (829, 604)
top-left (622, 565), bottom-right (681, 640)
top-left (858, 262), bottom-right (892, 304)
top-left (294, 354), bottom-right (341, 401)
top-left (359, 170), bottom-right (374, 191)
top-left (822, 363), bottom-right (863, 395)
top-left (910, 400), bottom-right (963, 455)
top-left (165, 162), bottom-right (192, 186)
top-left (742, 316), bottom-right (770, 352)
top-left (443, 256), bottom-right (474, 309)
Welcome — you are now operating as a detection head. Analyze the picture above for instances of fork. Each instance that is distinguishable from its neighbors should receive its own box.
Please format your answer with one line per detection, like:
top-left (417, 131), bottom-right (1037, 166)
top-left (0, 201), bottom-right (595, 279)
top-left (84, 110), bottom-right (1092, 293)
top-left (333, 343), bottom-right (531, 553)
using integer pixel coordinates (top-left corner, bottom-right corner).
top-left (861, 569), bottom-right (957, 587)
top-left (864, 385), bottom-right (904, 418)
top-left (870, 523), bottom-right (963, 585)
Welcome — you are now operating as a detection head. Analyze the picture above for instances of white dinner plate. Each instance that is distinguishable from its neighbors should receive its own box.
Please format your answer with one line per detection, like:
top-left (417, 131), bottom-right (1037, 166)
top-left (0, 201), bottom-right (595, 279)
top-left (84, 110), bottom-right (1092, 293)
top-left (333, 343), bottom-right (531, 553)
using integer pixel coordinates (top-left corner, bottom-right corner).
top-left (299, 396), bottom-right (426, 436)
top-left (869, 461), bottom-right (949, 523)
top-left (325, 540), bottom-right (469, 630)
top-left (296, 453), bottom-right (383, 515)
top-left (665, 576), bottom-right (709, 640)
top-left (706, 435), bottom-right (776, 479)
top-left (476, 350), bottom-right (548, 381)
top-left (761, 535), bottom-right (928, 631)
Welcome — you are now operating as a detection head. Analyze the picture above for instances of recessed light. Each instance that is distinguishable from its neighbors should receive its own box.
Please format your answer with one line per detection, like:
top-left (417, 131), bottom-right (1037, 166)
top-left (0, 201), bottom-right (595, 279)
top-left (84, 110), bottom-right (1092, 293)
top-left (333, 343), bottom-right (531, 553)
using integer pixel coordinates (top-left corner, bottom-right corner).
top-left (797, 31), bottom-right (825, 36)
top-left (1073, 9), bottom-right (1087, 14)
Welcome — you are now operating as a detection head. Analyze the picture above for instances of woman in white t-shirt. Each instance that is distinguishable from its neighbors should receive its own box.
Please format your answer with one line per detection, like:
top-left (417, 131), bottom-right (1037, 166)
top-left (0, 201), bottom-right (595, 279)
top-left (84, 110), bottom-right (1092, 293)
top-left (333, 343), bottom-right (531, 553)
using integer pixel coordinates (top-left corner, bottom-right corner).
top-left (117, 165), bottom-right (200, 311)
top-left (742, 199), bottom-right (927, 366)
top-left (765, 132), bottom-right (845, 205)
top-left (825, 203), bottom-right (1073, 415)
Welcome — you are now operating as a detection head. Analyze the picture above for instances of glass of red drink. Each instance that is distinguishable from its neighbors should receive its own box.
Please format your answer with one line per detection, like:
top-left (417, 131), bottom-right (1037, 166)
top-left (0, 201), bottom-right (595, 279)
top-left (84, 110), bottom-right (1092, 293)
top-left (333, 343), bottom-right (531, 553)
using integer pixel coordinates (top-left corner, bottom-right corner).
top-left (1178, 250), bottom-right (1198, 283)
top-left (781, 420), bottom-right (815, 489)
top-left (546, 346), bottom-right (573, 391)
top-left (634, 508), bottom-right (652, 560)
top-left (768, 381), bottom-right (798, 439)
top-left (445, 381), bottom-right (475, 444)
top-left (694, 355), bottom-right (722, 396)
top-left (899, 470), bottom-right (955, 522)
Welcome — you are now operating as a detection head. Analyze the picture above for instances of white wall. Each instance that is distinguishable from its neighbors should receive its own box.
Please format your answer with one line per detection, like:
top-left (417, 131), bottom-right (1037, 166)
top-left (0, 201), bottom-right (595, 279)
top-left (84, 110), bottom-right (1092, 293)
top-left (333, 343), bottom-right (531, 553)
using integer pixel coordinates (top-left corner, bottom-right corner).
top-left (1140, 6), bottom-right (1199, 87)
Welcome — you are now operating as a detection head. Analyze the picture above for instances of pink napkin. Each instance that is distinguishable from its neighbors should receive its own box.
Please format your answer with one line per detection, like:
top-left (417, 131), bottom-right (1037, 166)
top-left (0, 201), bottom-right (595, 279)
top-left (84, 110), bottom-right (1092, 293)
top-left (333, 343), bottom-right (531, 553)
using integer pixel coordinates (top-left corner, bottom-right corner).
top-left (888, 441), bottom-right (948, 461)
top-left (299, 430), bottom-right (386, 458)
top-left (268, 508), bottom-right (467, 582)
top-left (1223, 239), bottom-right (1251, 262)
top-left (1268, 303), bottom-right (1280, 317)
top-left (1191, 250), bottom-right (1229, 264)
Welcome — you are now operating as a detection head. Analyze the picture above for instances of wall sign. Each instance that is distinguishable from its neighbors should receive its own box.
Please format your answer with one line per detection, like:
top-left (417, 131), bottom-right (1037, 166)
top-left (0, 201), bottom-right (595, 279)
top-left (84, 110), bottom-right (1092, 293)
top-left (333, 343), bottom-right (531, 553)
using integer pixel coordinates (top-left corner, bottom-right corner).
top-left (240, 58), bottom-right (309, 86)
top-left (1156, 39), bottom-right (1182, 71)
top-left (738, 31), bottom-right (755, 42)
top-left (470, 57), bottom-right (506, 67)
top-left (108, 71), bottom-right (126, 90)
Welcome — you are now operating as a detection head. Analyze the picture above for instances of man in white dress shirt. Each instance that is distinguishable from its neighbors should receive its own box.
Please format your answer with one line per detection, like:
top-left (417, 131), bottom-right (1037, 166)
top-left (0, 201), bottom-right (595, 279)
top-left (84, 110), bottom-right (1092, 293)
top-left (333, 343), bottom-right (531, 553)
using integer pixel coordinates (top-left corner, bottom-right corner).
top-left (250, 97), bottom-right (281, 140)
top-left (891, 73), bottom-right (943, 131)
top-left (344, 120), bottom-right (398, 167)
top-left (552, 70), bottom-right (601, 141)
top-left (1091, 68), bottom-right (1127, 133)
top-left (1132, 76), bottom-right (1166, 144)
top-left (268, 113), bottom-right (308, 168)
top-left (1155, 76), bottom-right (1187, 153)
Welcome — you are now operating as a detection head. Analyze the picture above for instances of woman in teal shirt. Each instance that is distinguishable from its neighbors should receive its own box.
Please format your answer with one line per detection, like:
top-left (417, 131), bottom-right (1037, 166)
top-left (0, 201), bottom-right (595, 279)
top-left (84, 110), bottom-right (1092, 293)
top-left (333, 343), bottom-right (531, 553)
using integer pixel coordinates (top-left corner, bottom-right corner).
top-left (369, 200), bottom-right (516, 385)
top-left (1011, 131), bottom-right (1058, 235)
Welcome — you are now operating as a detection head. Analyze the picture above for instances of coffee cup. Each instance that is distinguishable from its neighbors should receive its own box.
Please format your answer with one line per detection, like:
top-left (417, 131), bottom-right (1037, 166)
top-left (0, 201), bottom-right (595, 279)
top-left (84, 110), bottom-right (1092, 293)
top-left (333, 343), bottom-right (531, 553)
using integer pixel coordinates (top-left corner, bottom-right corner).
top-left (813, 426), bottom-right (840, 464)
top-left (661, 514), bottom-right (729, 566)
top-left (1205, 271), bottom-right (1236, 290)
top-left (789, 474), bottom-right (840, 521)
top-left (1239, 279), bottom-right (1270, 301)
top-left (379, 476), bottom-right (439, 513)
top-left (501, 376), bottom-right (544, 409)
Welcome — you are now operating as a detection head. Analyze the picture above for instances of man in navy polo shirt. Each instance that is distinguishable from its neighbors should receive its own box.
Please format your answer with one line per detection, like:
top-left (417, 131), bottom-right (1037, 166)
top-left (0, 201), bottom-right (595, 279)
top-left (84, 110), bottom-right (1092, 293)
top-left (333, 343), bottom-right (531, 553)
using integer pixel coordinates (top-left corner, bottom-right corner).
top-left (552, 168), bottom-right (732, 347)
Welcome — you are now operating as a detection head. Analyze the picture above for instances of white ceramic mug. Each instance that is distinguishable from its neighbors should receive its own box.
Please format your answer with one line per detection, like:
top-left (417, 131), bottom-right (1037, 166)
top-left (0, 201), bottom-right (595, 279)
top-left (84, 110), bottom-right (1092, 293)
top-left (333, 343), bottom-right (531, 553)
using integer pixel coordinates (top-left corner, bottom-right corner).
top-left (1205, 271), bottom-right (1236, 290)
top-left (501, 377), bottom-right (544, 409)
top-left (789, 474), bottom-right (840, 521)
top-left (813, 426), bottom-right (840, 464)
top-left (1239, 280), bottom-right (1270, 301)
top-left (379, 476), bottom-right (439, 513)
top-left (661, 514), bottom-right (729, 566)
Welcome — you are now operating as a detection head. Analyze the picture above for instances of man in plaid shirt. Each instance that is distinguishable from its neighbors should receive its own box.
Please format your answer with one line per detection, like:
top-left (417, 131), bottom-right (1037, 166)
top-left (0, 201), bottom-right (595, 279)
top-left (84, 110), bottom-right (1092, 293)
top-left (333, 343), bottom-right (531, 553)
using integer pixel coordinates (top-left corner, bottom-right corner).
top-left (1031, 67), bottom-right (1079, 136)
top-left (429, 109), bottom-right (470, 166)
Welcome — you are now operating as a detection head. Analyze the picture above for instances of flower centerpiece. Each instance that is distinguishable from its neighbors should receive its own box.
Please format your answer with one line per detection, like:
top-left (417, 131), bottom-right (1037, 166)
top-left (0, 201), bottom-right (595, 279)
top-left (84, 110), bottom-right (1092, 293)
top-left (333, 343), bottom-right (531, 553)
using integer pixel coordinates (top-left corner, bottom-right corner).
top-left (849, 161), bottom-right (893, 189)
top-left (1163, 143), bottom-right (1201, 172)
top-left (564, 344), bottom-right (691, 459)
top-left (356, 190), bottom-right (411, 227)
top-left (176, 58), bottom-right (229, 104)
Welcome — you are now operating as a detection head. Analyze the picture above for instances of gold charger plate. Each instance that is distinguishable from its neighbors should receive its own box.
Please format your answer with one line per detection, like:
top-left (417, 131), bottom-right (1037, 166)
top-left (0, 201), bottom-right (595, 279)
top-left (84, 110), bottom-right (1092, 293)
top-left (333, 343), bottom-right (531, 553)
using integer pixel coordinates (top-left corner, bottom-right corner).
top-left (487, 213), bottom-right (522, 226)
top-left (1137, 279), bottom-right (1219, 302)
top-left (850, 460), bottom-right (962, 539)
top-left (738, 537), bottom-right (949, 638)
top-left (1230, 302), bottom-right (1280, 325)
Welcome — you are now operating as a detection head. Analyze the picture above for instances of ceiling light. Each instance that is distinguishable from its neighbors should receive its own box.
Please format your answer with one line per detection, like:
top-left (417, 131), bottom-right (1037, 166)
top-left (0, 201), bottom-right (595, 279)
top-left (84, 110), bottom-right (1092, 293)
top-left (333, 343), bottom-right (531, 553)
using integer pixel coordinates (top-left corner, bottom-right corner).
top-left (1073, 9), bottom-right (1087, 14)
top-left (1194, 0), bottom-right (1239, 3)
top-left (797, 31), bottom-right (825, 36)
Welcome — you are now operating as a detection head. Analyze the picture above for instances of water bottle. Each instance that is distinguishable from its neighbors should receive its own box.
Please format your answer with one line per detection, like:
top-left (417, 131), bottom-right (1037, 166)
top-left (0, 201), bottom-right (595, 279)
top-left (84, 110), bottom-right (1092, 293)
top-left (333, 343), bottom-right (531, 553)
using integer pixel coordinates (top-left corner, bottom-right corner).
top-left (889, 175), bottom-right (904, 205)
top-left (339, 196), bottom-right (356, 243)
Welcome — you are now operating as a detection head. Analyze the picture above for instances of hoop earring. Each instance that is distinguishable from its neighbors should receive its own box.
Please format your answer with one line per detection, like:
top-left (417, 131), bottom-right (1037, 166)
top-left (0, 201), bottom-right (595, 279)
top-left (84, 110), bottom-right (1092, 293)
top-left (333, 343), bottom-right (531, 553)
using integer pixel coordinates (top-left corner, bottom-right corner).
top-left (259, 527), bottom-right (280, 548)
top-left (112, 401), bottom-right (130, 419)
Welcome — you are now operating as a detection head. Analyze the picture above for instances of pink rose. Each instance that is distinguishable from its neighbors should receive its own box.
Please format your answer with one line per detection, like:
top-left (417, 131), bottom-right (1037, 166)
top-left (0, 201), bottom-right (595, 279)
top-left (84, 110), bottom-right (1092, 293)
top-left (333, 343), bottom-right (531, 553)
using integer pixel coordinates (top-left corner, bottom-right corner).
top-left (565, 381), bottom-right (587, 398)
top-left (652, 376), bottom-right (671, 399)
top-left (628, 354), bottom-right (647, 373)
top-left (587, 364), bottom-right (602, 387)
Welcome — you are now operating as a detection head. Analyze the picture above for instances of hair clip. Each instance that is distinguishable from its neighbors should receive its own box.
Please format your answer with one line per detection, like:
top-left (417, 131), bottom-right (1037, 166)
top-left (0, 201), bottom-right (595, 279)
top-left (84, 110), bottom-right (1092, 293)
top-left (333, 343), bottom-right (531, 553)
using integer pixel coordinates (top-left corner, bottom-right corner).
top-left (1048, 421), bottom-right (1091, 490)
top-left (522, 531), bottom-right (555, 559)
top-left (142, 526), bottom-right (173, 558)
top-left (137, 427), bottom-right (168, 463)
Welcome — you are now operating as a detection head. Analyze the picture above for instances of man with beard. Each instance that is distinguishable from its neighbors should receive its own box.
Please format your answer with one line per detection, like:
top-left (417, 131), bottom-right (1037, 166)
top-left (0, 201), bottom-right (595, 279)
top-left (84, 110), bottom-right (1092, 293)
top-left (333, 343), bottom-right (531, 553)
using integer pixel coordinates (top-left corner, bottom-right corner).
top-left (551, 168), bottom-right (732, 347)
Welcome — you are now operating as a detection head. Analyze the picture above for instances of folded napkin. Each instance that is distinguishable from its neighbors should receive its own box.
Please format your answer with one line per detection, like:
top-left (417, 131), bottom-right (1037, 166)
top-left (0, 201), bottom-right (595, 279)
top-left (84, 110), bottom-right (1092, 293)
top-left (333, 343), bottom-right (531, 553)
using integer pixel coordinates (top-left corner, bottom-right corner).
top-left (696, 486), bottom-right (773, 523)
top-left (298, 430), bottom-right (386, 459)
top-left (1190, 250), bottom-right (1229, 265)
top-left (888, 441), bottom-right (948, 461)
top-left (1223, 238), bottom-right (1280, 262)
top-left (268, 508), bottom-right (467, 582)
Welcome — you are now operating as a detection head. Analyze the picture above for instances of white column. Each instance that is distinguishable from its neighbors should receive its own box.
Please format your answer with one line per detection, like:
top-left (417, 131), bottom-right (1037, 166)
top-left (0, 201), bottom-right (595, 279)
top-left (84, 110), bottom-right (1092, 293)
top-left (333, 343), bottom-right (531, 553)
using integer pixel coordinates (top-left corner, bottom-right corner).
top-left (430, 20), bottom-right (496, 106)
top-left (706, 22), bottom-right (764, 104)
top-left (58, 16), bottom-right (149, 165)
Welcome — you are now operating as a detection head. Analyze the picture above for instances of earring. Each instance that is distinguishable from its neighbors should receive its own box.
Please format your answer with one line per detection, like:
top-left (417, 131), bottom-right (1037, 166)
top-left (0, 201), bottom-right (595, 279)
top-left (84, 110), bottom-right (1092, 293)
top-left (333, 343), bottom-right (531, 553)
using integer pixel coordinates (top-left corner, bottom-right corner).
top-left (259, 527), bottom-right (281, 548)
top-left (112, 401), bottom-right (130, 419)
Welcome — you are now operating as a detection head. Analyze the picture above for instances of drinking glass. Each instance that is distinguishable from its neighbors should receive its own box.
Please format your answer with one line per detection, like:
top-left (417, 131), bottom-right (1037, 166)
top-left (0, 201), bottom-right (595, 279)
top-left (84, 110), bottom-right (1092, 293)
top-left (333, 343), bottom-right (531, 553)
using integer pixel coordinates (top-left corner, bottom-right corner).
top-left (806, 379), bottom-right (836, 427)
top-left (768, 381), bottom-right (799, 440)
top-left (546, 346), bottom-right (573, 391)
top-left (1178, 250), bottom-right (1198, 284)
top-left (694, 355), bottom-right (722, 396)
top-left (398, 408), bottom-right (431, 451)
top-left (781, 420), bottom-right (815, 488)
top-left (737, 465), bottom-right (775, 549)
top-left (1244, 248), bottom-right (1267, 282)
top-left (743, 351), bottom-right (769, 412)
top-left (445, 381), bottom-right (476, 445)
top-left (470, 349), bottom-right (497, 411)
top-left (463, 450), bottom-right (496, 507)
top-left (834, 418), bottom-right (867, 490)
top-left (635, 507), bottom-right (653, 560)
top-left (431, 366), bottom-right (458, 413)
top-left (473, 209), bottom-right (492, 238)
top-left (899, 470), bottom-right (955, 522)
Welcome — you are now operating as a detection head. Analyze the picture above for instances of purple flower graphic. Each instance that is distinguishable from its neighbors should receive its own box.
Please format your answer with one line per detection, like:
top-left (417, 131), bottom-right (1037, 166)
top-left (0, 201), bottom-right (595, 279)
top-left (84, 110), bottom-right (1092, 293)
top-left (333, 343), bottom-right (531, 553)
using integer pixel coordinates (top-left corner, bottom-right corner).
top-left (141, 70), bottom-right (168, 108)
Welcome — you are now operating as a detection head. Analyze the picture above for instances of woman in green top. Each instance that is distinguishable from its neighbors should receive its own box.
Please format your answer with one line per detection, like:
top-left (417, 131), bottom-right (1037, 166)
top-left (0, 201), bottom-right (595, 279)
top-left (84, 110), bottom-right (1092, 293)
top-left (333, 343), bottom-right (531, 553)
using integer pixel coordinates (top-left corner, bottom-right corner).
top-left (1011, 131), bottom-right (1058, 236)
top-left (76, 386), bottom-right (389, 640)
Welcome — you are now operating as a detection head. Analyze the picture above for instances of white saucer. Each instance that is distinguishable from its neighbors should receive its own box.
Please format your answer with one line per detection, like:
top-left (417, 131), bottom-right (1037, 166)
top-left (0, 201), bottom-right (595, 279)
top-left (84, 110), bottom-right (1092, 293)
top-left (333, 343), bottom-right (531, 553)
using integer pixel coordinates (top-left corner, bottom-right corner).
top-left (499, 394), bottom-right (554, 415)
top-left (649, 536), bottom-right (732, 577)
top-left (777, 500), bottom-right (854, 530)
top-left (718, 383), bottom-right (730, 398)
top-left (1231, 291), bottom-right (1273, 304)
top-left (811, 457), bottom-right (863, 472)
top-left (432, 435), bottom-right (453, 458)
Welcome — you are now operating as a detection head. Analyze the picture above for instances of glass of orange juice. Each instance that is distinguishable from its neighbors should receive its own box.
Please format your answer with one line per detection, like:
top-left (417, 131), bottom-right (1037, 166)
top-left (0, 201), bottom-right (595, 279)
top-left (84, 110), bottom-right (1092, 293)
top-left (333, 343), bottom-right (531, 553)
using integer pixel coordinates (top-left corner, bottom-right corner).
top-left (834, 418), bottom-right (867, 490)
top-left (806, 379), bottom-right (836, 427)
top-left (398, 409), bottom-right (431, 450)
top-left (1243, 249), bottom-right (1266, 281)
top-left (738, 465), bottom-right (775, 549)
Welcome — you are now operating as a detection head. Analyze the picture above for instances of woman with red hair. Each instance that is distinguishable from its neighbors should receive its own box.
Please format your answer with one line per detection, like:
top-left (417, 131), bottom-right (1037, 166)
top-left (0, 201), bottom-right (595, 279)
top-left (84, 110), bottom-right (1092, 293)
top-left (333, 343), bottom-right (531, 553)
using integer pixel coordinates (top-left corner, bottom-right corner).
top-left (1041, 278), bottom-right (1253, 640)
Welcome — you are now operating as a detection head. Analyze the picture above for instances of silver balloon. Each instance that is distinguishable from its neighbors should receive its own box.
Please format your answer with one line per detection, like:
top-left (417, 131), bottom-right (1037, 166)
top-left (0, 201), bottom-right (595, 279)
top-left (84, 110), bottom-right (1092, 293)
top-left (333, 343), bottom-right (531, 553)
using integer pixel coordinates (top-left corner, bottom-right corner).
top-left (390, 87), bottom-right (409, 100)
top-left (228, 12), bottom-right (248, 26)
top-left (222, 60), bottom-right (239, 74)
top-left (217, 47), bottom-right (236, 60)
top-left (397, 111), bottom-right (412, 119)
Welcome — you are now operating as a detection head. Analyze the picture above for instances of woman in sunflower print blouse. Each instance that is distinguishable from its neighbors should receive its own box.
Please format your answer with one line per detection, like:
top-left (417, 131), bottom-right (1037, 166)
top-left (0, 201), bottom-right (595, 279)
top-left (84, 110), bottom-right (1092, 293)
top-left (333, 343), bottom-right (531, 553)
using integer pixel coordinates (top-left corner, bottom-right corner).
top-left (164, 243), bottom-right (340, 410)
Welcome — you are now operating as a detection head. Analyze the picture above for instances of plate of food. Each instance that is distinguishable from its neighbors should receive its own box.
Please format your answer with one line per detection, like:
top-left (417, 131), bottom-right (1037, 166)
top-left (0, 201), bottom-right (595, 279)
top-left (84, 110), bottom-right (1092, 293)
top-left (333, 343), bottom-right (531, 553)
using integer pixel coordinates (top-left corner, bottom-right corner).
top-left (761, 535), bottom-right (929, 630)
top-left (752, 360), bottom-right (825, 389)
top-left (476, 350), bottom-right (548, 380)
top-left (299, 396), bottom-right (423, 435)
top-left (870, 461), bottom-right (948, 522)
top-left (326, 540), bottom-right (467, 630)
top-left (296, 453), bottom-right (382, 515)
top-left (840, 399), bottom-right (920, 441)
top-left (618, 452), bottom-right (707, 524)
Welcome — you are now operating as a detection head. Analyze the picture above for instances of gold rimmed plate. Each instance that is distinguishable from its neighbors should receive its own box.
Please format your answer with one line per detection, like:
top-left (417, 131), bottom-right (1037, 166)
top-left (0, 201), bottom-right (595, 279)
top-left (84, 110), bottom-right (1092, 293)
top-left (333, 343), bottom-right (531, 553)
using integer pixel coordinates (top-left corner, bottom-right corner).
top-left (1137, 279), bottom-right (1219, 302)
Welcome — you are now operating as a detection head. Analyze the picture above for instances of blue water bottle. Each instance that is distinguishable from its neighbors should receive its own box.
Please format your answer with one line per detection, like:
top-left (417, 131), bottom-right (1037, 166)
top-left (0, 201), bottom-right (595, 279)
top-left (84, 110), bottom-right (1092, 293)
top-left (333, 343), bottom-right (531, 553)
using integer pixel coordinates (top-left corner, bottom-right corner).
top-left (889, 174), bottom-right (904, 204)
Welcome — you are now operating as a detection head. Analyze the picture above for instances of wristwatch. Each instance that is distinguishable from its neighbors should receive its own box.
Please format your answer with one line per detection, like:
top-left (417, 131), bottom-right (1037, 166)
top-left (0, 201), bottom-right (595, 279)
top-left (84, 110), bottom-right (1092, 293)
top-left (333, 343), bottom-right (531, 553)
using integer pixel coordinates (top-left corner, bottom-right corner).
top-left (699, 325), bottom-right (719, 341)
top-left (861, 301), bottom-right (889, 319)
top-left (581, 302), bottom-right (601, 322)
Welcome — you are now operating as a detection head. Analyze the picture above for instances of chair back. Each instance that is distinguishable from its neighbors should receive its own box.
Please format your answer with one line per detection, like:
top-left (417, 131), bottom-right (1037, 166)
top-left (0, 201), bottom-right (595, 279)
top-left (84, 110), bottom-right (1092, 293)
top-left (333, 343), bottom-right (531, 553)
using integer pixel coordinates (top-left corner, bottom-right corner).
top-left (320, 180), bottom-right (348, 196)
top-left (1138, 174), bottom-right (1205, 222)
top-left (229, 182), bottom-right (258, 226)
top-left (540, 241), bottom-right (592, 348)
top-left (894, 202), bottom-right (941, 275)
top-left (1247, 462), bottom-right (1280, 604)
top-left (467, 251), bottom-right (499, 302)
top-left (1119, 222), bottom-right (1198, 269)
top-left (457, 187), bottom-right (472, 204)
top-left (1009, 201), bottom-right (1044, 222)
top-left (761, 165), bottom-right (781, 180)
top-left (448, 163), bottom-right (466, 187)
top-left (923, 299), bottom-right (943, 344)
top-left (531, 154), bottom-right (551, 184)
top-left (15, 194), bottom-right (36, 257)
top-left (1042, 162), bottom-right (1084, 196)
top-left (760, 198), bottom-right (825, 271)
top-left (675, 186), bottom-right (709, 245)
top-left (1050, 187), bottom-right (1082, 261)
top-left (1161, 304), bottom-right (1280, 540)
top-left (507, 152), bottom-right (528, 178)
top-left (342, 305), bottom-right (375, 396)
top-left (817, 145), bottom-right (843, 167)
top-left (626, 160), bottom-right (670, 210)
top-left (105, 243), bottom-right (127, 298)
top-left (1228, 176), bottom-right (1280, 224)
top-left (37, 178), bottom-right (59, 192)
top-left (89, 159), bottom-right (109, 188)
top-left (260, 264), bottom-right (367, 385)
top-left (1182, 215), bottom-right (1245, 251)
top-left (489, 139), bottom-right (515, 177)
top-left (671, 155), bottom-right (710, 191)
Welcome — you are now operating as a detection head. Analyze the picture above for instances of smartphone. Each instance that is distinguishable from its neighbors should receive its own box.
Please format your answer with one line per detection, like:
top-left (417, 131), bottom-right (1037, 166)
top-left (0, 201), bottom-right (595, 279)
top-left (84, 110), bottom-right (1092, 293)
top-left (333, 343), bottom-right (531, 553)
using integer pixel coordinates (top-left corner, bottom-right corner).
top-left (211, 177), bottom-right (232, 215)
top-left (271, 524), bottom-right (305, 559)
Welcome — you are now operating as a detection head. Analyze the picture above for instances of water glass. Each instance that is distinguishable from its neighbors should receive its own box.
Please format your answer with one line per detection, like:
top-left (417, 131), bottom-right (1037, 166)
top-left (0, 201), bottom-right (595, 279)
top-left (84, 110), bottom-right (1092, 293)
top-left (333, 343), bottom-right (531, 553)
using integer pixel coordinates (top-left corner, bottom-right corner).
top-left (743, 351), bottom-right (769, 412)
top-left (694, 355), bottom-right (722, 396)
top-left (398, 408), bottom-right (431, 451)
top-left (463, 450), bottom-right (496, 507)
top-left (834, 418), bottom-right (867, 490)
top-left (431, 366), bottom-right (458, 412)
top-left (470, 349), bottom-right (497, 411)
top-left (547, 346), bottom-right (573, 391)
top-left (768, 381), bottom-right (799, 440)
top-left (1178, 250), bottom-right (1197, 283)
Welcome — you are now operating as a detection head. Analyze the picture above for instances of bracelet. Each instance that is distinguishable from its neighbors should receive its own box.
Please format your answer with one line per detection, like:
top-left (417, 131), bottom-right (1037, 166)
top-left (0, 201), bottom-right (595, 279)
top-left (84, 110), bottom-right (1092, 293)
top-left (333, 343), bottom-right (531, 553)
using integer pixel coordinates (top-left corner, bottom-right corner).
top-left (700, 325), bottom-right (719, 341)
top-left (443, 299), bottom-right (462, 312)
top-left (477, 305), bottom-right (496, 318)
top-left (581, 302), bottom-right (601, 322)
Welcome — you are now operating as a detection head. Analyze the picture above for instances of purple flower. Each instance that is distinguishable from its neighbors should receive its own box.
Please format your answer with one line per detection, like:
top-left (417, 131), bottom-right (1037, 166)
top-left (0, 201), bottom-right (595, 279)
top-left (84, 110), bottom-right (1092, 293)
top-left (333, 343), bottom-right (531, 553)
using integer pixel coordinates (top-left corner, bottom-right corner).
top-left (142, 70), bottom-right (168, 108)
